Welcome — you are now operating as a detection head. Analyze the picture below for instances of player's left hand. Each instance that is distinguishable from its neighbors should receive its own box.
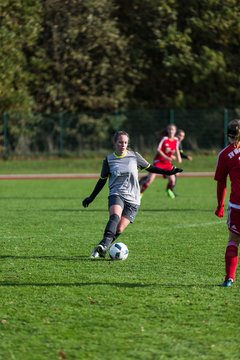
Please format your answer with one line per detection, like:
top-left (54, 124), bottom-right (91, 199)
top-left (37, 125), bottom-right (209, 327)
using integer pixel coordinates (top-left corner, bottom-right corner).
top-left (215, 205), bottom-right (224, 218)
top-left (167, 166), bottom-right (183, 175)
top-left (82, 196), bottom-right (93, 208)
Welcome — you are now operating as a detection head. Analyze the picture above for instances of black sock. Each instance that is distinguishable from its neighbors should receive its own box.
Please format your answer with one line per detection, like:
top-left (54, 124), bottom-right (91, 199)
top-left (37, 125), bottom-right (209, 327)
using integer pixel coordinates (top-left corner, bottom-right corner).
top-left (101, 214), bottom-right (120, 247)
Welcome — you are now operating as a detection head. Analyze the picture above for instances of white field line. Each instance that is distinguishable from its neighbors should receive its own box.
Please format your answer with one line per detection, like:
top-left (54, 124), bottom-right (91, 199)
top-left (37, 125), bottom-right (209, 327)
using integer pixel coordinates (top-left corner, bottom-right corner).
top-left (0, 221), bottom-right (225, 242)
top-left (161, 219), bottom-right (225, 230)
top-left (0, 221), bottom-right (225, 241)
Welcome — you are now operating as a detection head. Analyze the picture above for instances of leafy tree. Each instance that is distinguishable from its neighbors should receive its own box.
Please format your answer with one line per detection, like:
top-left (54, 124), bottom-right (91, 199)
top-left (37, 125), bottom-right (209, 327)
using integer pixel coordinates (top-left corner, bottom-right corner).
top-left (0, 0), bottom-right (41, 113)
top-left (29, 0), bottom-right (139, 113)
top-left (0, 0), bottom-right (42, 156)
top-left (115, 0), bottom-right (240, 108)
top-left (1, 0), bottom-right (240, 155)
top-left (167, 0), bottom-right (240, 107)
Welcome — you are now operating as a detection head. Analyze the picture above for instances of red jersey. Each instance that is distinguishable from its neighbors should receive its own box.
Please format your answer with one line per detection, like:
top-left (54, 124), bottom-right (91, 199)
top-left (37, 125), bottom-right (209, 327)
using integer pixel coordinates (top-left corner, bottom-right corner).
top-left (153, 136), bottom-right (179, 170)
top-left (214, 143), bottom-right (240, 206)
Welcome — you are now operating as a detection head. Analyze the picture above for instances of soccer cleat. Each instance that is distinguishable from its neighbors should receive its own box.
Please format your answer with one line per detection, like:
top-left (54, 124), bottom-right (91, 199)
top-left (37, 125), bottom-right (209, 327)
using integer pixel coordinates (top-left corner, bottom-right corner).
top-left (96, 244), bottom-right (108, 258)
top-left (90, 247), bottom-right (100, 259)
top-left (220, 278), bottom-right (234, 287)
top-left (166, 189), bottom-right (175, 199)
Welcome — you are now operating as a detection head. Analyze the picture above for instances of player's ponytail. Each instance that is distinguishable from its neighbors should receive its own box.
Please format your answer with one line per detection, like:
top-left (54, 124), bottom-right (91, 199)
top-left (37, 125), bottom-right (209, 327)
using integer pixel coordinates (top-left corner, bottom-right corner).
top-left (227, 119), bottom-right (240, 147)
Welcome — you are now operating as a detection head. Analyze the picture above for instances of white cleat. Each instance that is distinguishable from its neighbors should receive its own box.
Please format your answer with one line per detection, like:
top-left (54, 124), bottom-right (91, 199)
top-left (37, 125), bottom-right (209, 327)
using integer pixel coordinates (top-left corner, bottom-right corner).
top-left (96, 244), bottom-right (107, 258)
top-left (90, 247), bottom-right (100, 259)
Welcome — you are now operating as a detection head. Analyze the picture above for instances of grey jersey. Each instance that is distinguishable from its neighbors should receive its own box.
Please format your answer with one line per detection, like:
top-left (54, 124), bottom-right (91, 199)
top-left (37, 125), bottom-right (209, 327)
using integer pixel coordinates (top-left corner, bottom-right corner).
top-left (100, 150), bottom-right (150, 205)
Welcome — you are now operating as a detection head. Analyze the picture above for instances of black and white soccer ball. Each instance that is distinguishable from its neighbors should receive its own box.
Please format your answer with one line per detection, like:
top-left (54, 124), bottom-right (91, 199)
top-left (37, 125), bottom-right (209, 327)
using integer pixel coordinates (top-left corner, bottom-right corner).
top-left (109, 242), bottom-right (129, 260)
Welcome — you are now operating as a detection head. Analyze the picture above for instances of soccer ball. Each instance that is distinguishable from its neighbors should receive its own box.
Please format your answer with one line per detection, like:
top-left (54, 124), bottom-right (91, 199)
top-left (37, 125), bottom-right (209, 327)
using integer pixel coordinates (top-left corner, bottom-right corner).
top-left (109, 242), bottom-right (129, 260)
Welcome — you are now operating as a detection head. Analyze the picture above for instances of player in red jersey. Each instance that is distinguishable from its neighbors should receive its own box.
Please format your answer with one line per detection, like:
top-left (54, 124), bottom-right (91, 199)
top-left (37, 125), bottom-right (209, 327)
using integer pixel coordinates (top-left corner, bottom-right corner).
top-left (214, 118), bottom-right (240, 287)
top-left (139, 124), bottom-right (182, 198)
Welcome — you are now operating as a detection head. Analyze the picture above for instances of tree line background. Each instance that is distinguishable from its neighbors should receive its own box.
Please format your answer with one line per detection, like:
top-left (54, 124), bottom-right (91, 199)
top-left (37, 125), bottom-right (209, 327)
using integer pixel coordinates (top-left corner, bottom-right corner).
top-left (1, 0), bottom-right (240, 156)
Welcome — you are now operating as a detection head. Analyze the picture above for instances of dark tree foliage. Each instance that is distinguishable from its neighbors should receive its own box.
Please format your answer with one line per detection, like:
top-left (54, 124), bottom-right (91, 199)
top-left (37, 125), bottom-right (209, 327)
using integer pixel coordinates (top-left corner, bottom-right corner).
top-left (114, 0), bottom-right (240, 108)
top-left (1, 0), bottom-right (240, 113)
top-left (28, 0), bottom-right (139, 114)
top-left (0, 0), bottom-right (41, 112)
top-left (1, 0), bottom-right (240, 155)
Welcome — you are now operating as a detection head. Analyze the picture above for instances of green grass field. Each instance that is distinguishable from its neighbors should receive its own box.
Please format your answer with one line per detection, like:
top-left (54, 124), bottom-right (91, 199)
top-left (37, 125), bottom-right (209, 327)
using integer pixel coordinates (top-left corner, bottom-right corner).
top-left (0, 170), bottom-right (239, 359)
top-left (0, 153), bottom-right (217, 174)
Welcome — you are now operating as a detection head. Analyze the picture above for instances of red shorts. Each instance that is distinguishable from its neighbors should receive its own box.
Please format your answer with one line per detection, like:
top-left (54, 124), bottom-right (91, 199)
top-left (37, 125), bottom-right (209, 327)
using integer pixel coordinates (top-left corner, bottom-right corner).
top-left (227, 205), bottom-right (240, 235)
top-left (153, 160), bottom-right (172, 171)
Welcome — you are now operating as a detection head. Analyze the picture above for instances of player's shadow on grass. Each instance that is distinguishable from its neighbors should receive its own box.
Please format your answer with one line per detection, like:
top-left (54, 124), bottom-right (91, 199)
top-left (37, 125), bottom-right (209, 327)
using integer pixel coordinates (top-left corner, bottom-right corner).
top-left (36, 208), bottom-right (213, 213)
top-left (38, 209), bottom-right (107, 212)
top-left (0, 197), bottom-right (79, 200)
top-left (13, 208), bottom-right (108, 212)
top-left (0, 255), bottom-right (89, 261)
top-left (0, 281), bottom-right (220, 288)
top-left (1, 255), bottom-right (131, 262)
top-left (0, 281), bottom-right (151, 288)
top-left (140, 208), bottom-right (212, 212)
top-left (4, 208), bottom-right (213, 213)
top-left (0, 255), bottom-right (135, 264)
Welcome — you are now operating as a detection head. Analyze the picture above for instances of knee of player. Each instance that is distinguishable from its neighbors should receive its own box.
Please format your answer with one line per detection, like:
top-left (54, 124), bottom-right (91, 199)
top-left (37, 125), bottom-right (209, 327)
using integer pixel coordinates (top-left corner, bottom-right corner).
top-left (228, 232), bottom-right (240, 246)
top-left (169, 176), bottom-right (176, 185)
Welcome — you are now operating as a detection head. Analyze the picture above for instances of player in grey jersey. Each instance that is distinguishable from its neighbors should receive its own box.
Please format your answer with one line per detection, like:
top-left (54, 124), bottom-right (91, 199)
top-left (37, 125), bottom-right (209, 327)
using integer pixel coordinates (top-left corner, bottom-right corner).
top-left (82, 130), bottom-right (183, 259)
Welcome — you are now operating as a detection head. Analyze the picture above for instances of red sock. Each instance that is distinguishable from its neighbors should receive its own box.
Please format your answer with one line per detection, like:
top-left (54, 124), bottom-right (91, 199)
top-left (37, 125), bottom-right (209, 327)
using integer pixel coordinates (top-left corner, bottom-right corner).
top-left (225, 245), bottom-right (238, 281)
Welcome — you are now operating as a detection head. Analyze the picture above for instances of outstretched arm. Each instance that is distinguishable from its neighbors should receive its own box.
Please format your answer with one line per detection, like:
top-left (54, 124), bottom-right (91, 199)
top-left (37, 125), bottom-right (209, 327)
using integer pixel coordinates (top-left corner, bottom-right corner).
top-left (146, 164), bottom-right (183, 176)
top-left (175, 147), bottom-right (182, 163)
top-left (215, 180), bottom-right (227, 217)
top-left (82, 178), bottom-right (108, 208)
top-left (180, 151), bottom-right (192, 161)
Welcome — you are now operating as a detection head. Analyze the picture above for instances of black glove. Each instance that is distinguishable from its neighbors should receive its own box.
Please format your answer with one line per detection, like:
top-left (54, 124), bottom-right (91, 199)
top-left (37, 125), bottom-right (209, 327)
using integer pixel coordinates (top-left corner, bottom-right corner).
top-left (165, 166), bottom-right (183, 176)
top-left (82, 196), bottom-right (93, 208)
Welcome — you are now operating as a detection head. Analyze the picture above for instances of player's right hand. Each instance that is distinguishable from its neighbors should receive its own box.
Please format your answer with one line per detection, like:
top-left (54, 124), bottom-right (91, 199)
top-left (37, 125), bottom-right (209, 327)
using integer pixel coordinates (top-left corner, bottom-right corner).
top-left (215, 205), bottom-right (224, 218)
top-left (82, 197), bottom-right (93, 208)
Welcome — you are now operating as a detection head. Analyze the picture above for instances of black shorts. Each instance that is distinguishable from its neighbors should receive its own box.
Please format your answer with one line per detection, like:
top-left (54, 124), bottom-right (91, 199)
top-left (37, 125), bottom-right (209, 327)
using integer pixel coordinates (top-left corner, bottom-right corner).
top-left (108, 195), bottom-right (139, 223)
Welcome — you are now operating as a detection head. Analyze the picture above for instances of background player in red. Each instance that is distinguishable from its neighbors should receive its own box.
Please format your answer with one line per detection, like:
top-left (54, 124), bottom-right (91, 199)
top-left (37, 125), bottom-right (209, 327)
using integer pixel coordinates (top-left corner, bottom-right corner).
top-left (214, 118), bottom-right (240, 287)
top-left (139, 123), bottom-right (182, 199)
top-left (173, 129), bottom-right (193, 195)
top-left (176, 129), bottom-right (193, 161)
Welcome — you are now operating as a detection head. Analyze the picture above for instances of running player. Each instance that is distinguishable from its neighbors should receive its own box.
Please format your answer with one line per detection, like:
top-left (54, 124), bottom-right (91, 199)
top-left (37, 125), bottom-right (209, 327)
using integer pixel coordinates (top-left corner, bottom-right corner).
top-left (177, 129), bottom-right (193, 161)
top-left (214, 118), bottom-right (240, 287)
top-left (82, 130), bottom-right (183, 258)
top-left (171, 129), bottom-right (193, 195)
top-left (139, 124), bottom-right (182, 199)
